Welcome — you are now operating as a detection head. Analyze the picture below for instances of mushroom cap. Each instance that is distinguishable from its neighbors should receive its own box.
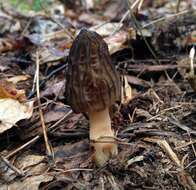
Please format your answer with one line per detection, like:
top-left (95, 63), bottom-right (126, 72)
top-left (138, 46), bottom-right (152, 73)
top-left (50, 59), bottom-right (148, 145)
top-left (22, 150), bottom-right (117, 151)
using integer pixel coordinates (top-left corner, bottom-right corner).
top-left (65, 29), bottom-right (121, 113)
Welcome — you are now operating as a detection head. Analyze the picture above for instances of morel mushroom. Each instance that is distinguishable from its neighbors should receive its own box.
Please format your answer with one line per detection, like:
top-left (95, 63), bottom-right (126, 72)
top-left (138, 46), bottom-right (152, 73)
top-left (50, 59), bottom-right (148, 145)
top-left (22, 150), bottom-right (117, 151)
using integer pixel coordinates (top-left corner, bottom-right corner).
top-left (65, 29), bottom-right (121, 166)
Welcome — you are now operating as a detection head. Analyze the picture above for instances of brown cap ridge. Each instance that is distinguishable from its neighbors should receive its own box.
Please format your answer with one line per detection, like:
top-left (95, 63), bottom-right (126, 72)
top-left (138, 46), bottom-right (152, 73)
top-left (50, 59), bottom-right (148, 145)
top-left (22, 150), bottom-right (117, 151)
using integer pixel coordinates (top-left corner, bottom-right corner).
top-left (66, 29), bottom-right (121, 113)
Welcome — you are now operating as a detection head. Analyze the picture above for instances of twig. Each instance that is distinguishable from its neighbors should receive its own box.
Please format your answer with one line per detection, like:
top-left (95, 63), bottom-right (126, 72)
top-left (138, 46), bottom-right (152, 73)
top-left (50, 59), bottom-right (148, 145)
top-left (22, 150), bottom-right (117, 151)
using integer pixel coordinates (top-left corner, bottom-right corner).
top-left (49, 110), bottom-right (73, 131)
top-left (127, 3), bottom-right (159, 65)
top-left (143, 138), bottom-right (196, 190)
top-left (4, 111), bottom-right (72, 159)
top-left (5, 136), bottom-right (40, 159)
top-left (143, 9), bottom-right (190, 28)
top-left (0, 156), bottom-right (24, 177)
top-left (185, 159), bottom-right (196, 169)
top-left (111, 0), bottom-right (143, 35)
top-left (189, 135), bottom-right (196, 158)
top-left (134, 129), bottom-right (175, 137)
top-left (91, 136), bottom-right (133, 146)
top-left (35, 50), bottom-right (53, 158)
top-left (53, 131), bottom-right (88, 138)
top-left (168, 117), bottom-right (196, 136)
top-left (175, 140), bottom-right (196, 150)
top-left (55, 168), bottom-right (93, 173)
top-left (49, 16), bottom-right (74, 40)
top-left (28, 59), bottom-right (67, 99)
top-left (31, 66), bottom-right (38, 97)
top-left (126, 63), bottom-right (196, 72)
top-left (21, 18), bottom-right (32, 36)
top-left (176, 0), bottom-right (181, 13)
top-left (147, 106), bottom-right (182, 121)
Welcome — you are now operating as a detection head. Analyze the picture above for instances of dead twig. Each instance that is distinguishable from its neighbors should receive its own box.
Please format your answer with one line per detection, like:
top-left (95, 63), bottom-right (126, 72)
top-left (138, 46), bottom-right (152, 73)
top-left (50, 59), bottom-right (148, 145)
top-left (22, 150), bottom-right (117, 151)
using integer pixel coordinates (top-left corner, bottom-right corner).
top-left (143, 137), bottom-right (196, 189)
top-left (147, 106), bottom-right (182, 121)
top-left (168, 117), bottom-right (196, 136)
top-left (143, 9), bottom-right (191, 28)
top-left (35, 50), bottom-right (53, 159)
top-left (5, 136), bottom-right (40, 159)
top-left (175, 140), bottom-right (196, 150)
top-left (28, 59), bottom-right (67, 99)
top-left (111, 0), bottom-right (144, 35)
top-left (0, 156), bottom-right (24, 177)
top-left (49, 110), bottom-right (73, 131)
top-left (124, 63), bottom-right (196, 74)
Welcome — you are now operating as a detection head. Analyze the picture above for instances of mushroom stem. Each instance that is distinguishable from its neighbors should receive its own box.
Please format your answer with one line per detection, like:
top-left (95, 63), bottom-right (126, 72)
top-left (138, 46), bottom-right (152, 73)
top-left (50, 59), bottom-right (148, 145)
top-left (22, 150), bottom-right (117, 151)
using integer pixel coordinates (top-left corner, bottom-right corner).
top-left (89, 107), bottom-right (118, 166)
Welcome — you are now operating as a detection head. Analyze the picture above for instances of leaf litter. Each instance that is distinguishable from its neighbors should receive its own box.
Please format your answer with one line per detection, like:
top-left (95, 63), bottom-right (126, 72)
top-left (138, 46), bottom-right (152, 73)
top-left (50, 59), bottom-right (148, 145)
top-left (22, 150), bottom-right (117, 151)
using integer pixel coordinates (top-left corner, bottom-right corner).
top-left (0, 0), bottom-right (195, 189)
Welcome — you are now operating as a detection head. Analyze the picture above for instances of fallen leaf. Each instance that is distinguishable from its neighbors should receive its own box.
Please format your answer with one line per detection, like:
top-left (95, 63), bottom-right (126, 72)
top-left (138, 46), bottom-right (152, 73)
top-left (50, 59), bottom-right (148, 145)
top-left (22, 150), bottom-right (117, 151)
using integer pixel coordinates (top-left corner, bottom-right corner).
top-left (0, 65), bottom-right (9, 72)
top-left (44, 103), bottom-right (69, 123)
top-left (126, 75), bottom-right (150, 88)
top-left (104, 30), bottom-right (135, 54)
top-left (0, 38), bottom-right (14, 53)
top-left (41, 80), bottom-right (65, 97)
top-left (0, 80), bottom-right (26, 102)
top-left (79, 13), bottom-right (105, 25)
top-left (0, 99), bottom-right (34, 134)
top-left (0, 157), bottom-right (18, 183)
top-left (15, 154), bottom-right (45, 170)
top-left (7, 75), bottom-right (30, 84)
top-left (14, 153), bottom-right (48, 176)
top-left (8, 175), bottom-right (53, 190)
top-left (90, 23), bottom-right (123, 36)
top-left (83, 0), bottom-right (94, 9)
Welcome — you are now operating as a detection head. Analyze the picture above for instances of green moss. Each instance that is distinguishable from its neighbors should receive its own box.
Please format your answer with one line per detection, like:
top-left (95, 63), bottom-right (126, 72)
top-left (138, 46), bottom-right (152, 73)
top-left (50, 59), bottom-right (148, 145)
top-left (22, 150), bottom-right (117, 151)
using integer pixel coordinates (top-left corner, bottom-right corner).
top-left (5, 0), bottom-right (48, 12)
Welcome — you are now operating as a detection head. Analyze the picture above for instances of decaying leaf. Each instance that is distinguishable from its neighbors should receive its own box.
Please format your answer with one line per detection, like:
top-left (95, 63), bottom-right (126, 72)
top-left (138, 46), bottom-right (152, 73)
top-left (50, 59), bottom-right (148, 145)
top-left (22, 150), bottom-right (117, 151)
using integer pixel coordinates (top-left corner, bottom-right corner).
top-left (0, 38), bottom-right (15, 53)
top-left (0, 0), bottom-right (196, 189)
top-left (143, 137), bottom-right (196, 190)
top-left (78, 12), bottom-right (105, 25)
top-left (0, 99), bottom-right (34, 134)
top-left (7, 75), bottom-right (30, 84)
top-left (41, 80), bottom-right (65, 97)
top-left (15, 153), bottom-right (45, 171)
top-left (0, 80), bottom-right (26, 102)
top-left (44, 103), bottom-right (68, 123)
top-left (104, 30), bottom-right (135, 54)
top-left (7, 175), bottom-right (53, 190)
top-left (90, 23), bottom-right (123, 36)
top-left (0, 157), bottom-right (18, 183)
top-left (83, 0), bottom-right (94, 9)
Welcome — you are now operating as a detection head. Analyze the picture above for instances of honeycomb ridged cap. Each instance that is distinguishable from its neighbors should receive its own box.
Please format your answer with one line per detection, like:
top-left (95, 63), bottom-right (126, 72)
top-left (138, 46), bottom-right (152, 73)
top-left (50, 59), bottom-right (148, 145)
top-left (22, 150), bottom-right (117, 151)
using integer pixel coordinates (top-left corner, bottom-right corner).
top-left (65, 29), bottom-right (121, 113)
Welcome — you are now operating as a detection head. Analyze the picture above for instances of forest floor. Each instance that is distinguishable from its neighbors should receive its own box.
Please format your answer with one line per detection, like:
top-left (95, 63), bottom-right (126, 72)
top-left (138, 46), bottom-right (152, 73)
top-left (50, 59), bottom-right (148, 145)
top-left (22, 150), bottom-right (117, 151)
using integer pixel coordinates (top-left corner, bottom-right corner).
top-left (0, 0), bottom-right (195, 189)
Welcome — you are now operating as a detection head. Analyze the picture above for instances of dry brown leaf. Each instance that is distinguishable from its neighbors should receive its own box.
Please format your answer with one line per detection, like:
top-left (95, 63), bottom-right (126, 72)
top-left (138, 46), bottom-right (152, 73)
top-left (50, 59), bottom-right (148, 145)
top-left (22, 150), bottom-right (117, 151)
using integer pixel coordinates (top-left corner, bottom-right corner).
top-left (0, 80), bottom-right (26, 102)
top-left (90, 23), bottom-right (123, 36)
top-left (7, 175), bottom-right (53, 190)
top-left (103, 0), bottom-right (125, 19)
top-left (83, 0), bottom-right (94, 9)
top-left (177, 57), bottom-right (189, 77)
top-left (143, 137), bottom-right (196, 189)
top-left (0, 157), bottom-right (18, 183)
top-left (144, 137), bottom-right (181, 167)
top-left (41, 80), bottom-right (65, 97)
top-left (104, 30), bottom-right (135, 54)
top-left (14, 153), bottom-right (48, 176)
top-left (0, 99), bottom-right (34, 134)
top-left (0, 65), bottom-right (9, 72)
top-left (0, 38), bottom-right (14, 53)
top-left (7, 75), bottom-right (30, 84)
top-left (15, 154), bottom-right (45, 170)
top-left (78, 13), bottom-right (105, 25)
top-left (44, 103), bottom-right (67, 123)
